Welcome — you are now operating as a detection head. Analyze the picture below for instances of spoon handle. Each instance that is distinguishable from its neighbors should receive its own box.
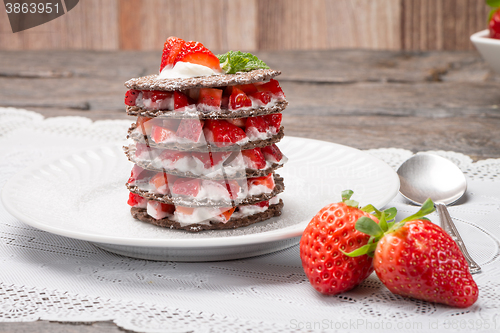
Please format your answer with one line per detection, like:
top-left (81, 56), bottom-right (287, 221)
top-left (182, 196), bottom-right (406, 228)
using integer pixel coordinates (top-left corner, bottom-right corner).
top-left (436, 203), bottom-right (481, 274)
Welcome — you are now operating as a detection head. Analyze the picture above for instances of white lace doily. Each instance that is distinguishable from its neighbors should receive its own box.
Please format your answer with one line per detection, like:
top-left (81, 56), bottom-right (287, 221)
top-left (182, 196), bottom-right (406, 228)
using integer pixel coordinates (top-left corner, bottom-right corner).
top-left (1, 108), bottom-right (499, 333)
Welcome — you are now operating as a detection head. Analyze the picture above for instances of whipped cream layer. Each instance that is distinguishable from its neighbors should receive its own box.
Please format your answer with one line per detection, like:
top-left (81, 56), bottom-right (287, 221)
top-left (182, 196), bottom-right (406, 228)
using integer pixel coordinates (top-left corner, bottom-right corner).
top-left (158, 62), bottom-right (220, 79)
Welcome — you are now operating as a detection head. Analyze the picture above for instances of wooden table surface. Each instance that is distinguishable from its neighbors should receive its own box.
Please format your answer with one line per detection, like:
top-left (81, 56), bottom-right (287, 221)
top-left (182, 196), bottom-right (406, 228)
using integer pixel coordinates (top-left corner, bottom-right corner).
top-left (0, 49), bottom-right (499, 332)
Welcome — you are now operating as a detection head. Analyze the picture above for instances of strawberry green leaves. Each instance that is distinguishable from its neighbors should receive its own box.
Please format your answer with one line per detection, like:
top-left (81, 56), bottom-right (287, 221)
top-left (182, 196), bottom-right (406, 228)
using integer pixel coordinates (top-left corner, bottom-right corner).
top-left (217, 51), bottom-right (270, 74)
top-left (344, 198), bottom-right (436, 258)
top-left (487, 0), bottom-right (500, 21)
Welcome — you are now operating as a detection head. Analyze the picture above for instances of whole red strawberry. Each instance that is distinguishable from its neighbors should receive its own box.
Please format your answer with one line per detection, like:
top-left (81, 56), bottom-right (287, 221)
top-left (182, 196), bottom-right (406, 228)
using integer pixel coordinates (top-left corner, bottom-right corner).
top-left (489, 8), bottom-right (500, 39)
top-left (300, 191), bottom-right (393, 295)
top-left (346, 199), bottom-right (479, 308)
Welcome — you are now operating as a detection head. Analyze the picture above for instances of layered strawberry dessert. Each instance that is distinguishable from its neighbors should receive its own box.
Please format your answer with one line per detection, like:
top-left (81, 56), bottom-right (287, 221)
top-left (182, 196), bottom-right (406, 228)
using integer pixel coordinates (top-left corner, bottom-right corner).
top-left (124, 37), bottom-right (288, 232)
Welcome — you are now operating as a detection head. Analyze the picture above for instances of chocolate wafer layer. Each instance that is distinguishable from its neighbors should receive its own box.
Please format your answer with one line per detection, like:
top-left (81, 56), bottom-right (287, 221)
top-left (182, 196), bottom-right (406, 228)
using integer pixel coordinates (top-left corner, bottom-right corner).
top-left (124, 69), bottom-right (281, 92)
top-left (127, 125), bottom-right (285, 152)
top-left (126, 101), bottom-right (288, 119)
top-left (127, 174), bottom-right (284, 207)
top-left (131, 199), bottom-right (283, 232)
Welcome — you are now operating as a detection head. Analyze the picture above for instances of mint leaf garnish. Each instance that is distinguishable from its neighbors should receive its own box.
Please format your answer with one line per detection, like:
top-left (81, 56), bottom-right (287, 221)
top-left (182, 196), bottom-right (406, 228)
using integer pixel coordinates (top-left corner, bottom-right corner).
top-left (487, 0), bottom-right (500, 8)
top-left (217, 51), bottom-right (269, 74)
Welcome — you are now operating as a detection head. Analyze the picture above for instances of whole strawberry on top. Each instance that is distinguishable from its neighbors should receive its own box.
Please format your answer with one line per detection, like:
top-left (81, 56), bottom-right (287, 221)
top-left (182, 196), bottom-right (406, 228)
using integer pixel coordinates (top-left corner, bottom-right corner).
top-left (345, 199), bottom-right (478, 308)
top-left (488, 1), bottom-right (500, 39)
top-left (300, 190), bottom-right (397, 295)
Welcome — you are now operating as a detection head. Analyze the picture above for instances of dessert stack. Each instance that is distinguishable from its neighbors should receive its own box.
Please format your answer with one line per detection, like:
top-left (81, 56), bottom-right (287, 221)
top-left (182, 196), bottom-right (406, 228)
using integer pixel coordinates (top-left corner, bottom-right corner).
top-left (124, 37), bottom-right (288, 232)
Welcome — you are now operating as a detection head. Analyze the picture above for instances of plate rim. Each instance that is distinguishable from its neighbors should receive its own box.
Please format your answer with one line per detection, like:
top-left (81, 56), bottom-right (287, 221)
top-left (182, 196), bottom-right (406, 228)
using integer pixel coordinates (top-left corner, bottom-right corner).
top-left (1, 136), bottom-right (400, 249)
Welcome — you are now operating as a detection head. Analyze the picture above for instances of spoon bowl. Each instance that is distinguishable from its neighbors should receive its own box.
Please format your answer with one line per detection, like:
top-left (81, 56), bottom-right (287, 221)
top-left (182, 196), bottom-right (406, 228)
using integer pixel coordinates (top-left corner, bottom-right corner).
top-left (397, 153), bottom-right (481, 274)
top-left (398, 153), bottom-right (467, 206)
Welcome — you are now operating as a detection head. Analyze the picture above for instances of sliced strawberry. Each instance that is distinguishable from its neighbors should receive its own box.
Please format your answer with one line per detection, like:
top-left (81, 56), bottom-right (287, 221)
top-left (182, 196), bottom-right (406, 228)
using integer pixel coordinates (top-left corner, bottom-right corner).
top-left (262, 113), bottom-right (282, 133)
top-left (151, 125), bottom-right (177, 144)
top-left (135, 143), bottom-right (152, 158)
top-left (256, 79), bottom-right (285, 99)
top-left (128, 164), bottom-right (154, 184)
top-left (249, 91), bottom-right (271, 106)
top-left (229, 87), bottom-right (252, 110)
top-left (245, 116), bottom-right (268, 139)
top-left (175, 206), bottom-right (195, 215)
top-left (191, 151), bottom-right (231, 169)
top-left (160, 36), bottom-right (186, 72)
top-left (136, 116), bottom-right (153, 136)
top-left (125, 89), bottom-right (140, 106)
top-left (204, 119), bottom-right (248, 147)
top-left (255, 200), bottom-right (270, 208)
top-left (226, 118), bottom-right (246, 128)
top-left (174, 41), bottom-right (221, 72)
top-left (147, 200), bottom-right (175, 220)
top-left (234, 84), bottom-right (258, 95)
top-left (242, 148), bottom-right (267, 169)
top-left (224, 180), bottom-right (241, 199)
top-left (149, 172), bottom-right (170, 195)
top-left (163, 119), bottom-right (181, 130)
top-left (142, 90), bottom-right (173, 103)
top-left (219, 207), bottom-right (236, 222)
top-left (172, 178), bottom-right (201, 197)
top-left (176, 119), bottom-right (205, 143)
top-left (248, 173), bottom-right (275, 190)
top-left (127, 192), bottom-right (147, 208)
top-left (158, 149), bottom-right (188, 164)
top-left (197, 88), bottom-right (222, 111)
top-left (261, 143), bottom-right (284, 163)
top-left (174, 91), bottom-right (191, 110)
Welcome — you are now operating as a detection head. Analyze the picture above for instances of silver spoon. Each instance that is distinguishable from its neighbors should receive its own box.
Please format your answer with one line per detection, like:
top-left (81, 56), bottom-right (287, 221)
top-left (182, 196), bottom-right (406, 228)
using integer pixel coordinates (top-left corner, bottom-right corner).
top-left (397, 153), bottom-right (481, 274)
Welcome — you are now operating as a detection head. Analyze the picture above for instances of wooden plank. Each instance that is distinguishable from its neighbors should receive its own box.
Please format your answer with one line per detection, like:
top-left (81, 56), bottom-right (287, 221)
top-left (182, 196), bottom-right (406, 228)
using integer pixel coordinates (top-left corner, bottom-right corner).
top-left (118, 0), bottom-right (257, 52)
top-left (0, 0), bottom-right (119, 50)
top-left (257, 0), bottom-right (401, 50)
top-left (402, 0), bottom-right (489, 51)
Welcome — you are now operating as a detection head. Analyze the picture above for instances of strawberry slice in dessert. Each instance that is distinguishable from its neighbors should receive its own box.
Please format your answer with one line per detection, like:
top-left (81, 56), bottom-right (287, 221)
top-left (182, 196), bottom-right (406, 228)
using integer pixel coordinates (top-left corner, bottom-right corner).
top-left (176, 119), bottom-right (205, 143)
top-left (125, 89), bottom-right (140, 106)
top-left (262, 113), bottom-right (282, 134)
top-left (223, 179), bottom-right (241, 200)
top-left (234, 84), bottom-right (258, 95)
top-left (197, 88), bottom-right (222, 112)
top-left (174, 40), bottom-right (221, 72)
top-left (261, 143), bottom-right (287, 164)
top-left (219, 207), bottom-right (236, 223)
top-left (242, 148), bottom-right (267, 170)
top-left (248, 173), bottom-right (275, 194)
top-left (147, 200), bottom-right (175, 220)
top-left (174, 91), bottom-right (194, 111)
top-left (142, 90), bottom-right (174, 110)
top-left (127, 192), bottom-right (147, 208)
top-left (128, 164), bottom-right (155, 185)
top-left (229, 87), bottom-right (252, 110)
top-left (191, 151), bottom-right (231, 170)
top-left (245, 116), bottom-right (269, 140)
top-left (203, 119), bottom-right (248, 147)
top-left (171, 178), bottom-right (201, 197)
top-left (151, 122), bottom-right (178, 144)
top-left (160, 36), bottom-right (186, 72)
top-left (135, 116), bottom-right (153, 136)
top-left (256, 79), bottom-right (285, 100)
top-left (149, 172), bottom-right (170, 195)
top-left (249, 91), bottom-right (271, 106)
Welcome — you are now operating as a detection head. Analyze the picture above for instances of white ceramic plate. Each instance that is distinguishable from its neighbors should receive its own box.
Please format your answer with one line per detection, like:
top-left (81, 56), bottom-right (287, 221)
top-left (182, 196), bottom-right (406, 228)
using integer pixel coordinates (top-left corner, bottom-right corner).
top-left (1, 137), bottom-right (399, 261)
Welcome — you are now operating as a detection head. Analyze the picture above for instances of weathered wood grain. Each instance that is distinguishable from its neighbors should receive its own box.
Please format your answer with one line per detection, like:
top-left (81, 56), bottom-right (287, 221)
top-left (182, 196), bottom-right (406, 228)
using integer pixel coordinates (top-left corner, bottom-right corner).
top-left (401, 0), bottom-right (489, 51)
top-left (0, 0), bottom-right (119, 50)
top-left (257, 0), bottom-right (401, 50)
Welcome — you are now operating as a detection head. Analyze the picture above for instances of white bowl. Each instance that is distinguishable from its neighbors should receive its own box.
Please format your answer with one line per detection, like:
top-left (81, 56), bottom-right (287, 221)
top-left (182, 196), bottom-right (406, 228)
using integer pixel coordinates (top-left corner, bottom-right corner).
top-left (470, 29), bottom-right (500, 73)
